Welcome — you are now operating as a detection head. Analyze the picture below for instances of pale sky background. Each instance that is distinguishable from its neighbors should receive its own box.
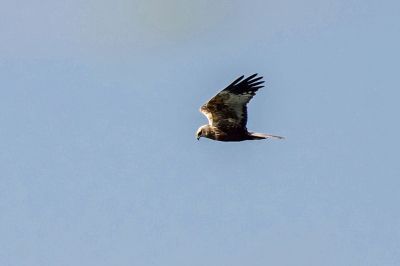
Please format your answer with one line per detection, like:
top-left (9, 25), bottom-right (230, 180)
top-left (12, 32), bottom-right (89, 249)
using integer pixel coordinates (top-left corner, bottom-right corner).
top-left (1, 1), bottom-right (400, 265)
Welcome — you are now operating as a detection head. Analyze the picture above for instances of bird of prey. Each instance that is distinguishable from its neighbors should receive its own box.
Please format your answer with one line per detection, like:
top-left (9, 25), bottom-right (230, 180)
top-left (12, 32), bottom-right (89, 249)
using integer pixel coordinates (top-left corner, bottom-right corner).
top-left (196, 73), bottom-right (284, 142)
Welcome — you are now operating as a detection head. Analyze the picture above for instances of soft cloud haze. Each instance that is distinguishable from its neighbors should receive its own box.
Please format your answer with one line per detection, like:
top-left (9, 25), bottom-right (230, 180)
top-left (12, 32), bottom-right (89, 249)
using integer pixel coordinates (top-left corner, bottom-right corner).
top-left (1, 1), bottom-right (399, 265)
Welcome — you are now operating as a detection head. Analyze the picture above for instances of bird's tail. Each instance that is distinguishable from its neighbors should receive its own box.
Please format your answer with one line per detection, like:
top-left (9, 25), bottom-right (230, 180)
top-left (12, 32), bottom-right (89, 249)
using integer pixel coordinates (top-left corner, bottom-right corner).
top-left (249, 132), bottom-right (285, 140)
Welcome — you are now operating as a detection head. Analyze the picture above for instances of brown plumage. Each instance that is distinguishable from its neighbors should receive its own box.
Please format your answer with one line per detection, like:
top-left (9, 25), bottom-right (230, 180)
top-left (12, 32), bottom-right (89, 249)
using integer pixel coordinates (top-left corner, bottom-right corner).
top-left (196, 73), bottom-right (284, 142)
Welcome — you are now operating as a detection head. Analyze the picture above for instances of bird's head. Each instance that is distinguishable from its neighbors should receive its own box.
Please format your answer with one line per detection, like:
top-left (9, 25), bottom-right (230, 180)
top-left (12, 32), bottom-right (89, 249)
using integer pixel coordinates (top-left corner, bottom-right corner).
top-left (196, 125), bottom-right (208, 140)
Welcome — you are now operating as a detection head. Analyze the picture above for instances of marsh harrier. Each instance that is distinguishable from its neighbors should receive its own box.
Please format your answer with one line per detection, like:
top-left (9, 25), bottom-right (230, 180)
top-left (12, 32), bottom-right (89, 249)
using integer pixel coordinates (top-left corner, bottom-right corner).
top-left (196, 74), bottom-right (284, 142)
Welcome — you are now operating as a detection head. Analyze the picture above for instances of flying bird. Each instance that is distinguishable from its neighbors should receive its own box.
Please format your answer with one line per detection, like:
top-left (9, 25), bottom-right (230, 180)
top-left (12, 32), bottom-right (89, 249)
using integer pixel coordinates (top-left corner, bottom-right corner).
top-left (196, 73), bottom-right (284, 142)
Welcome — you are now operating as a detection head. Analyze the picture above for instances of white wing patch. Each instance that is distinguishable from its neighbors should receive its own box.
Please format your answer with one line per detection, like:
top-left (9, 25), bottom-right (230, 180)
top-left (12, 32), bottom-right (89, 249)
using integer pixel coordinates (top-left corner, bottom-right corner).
top-left (220, 91), bottom-right (254, 120)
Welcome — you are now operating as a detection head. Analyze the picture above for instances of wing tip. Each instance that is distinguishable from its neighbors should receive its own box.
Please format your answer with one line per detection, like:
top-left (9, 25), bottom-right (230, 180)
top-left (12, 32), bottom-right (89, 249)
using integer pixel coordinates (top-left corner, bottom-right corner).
top-left (230, 75), bottom-right (245, 86)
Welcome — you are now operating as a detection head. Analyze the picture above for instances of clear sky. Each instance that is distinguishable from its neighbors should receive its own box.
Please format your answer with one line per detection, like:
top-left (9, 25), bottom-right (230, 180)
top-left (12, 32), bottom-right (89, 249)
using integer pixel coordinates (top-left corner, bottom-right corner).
top-left (1, 1), bottom-right (400, 265)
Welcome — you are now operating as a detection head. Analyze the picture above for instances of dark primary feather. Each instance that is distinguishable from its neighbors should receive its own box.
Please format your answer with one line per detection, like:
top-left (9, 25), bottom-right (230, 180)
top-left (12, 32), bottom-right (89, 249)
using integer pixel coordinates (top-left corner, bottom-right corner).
top-left (200, 73), bottom-right (264, 131)
top-left (224, 73), bottom-right (264, 94)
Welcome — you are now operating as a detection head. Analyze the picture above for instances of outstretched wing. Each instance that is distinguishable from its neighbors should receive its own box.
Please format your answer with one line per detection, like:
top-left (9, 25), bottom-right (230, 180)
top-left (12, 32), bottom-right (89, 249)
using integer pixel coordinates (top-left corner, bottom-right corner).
top-left (200, 73), bottom-right (264, 130)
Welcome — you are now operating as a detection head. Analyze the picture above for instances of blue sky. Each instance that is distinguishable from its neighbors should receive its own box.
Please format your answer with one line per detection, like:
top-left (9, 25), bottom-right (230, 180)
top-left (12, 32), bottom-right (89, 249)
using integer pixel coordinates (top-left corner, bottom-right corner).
top-left (1, 1), bottom-right (400, 265)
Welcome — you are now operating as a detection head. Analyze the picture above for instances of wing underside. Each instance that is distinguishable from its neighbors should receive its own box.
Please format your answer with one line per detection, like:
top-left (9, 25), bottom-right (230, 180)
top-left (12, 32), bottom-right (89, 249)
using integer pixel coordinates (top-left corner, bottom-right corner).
top-left (200, 73), bottom-right (264, 130)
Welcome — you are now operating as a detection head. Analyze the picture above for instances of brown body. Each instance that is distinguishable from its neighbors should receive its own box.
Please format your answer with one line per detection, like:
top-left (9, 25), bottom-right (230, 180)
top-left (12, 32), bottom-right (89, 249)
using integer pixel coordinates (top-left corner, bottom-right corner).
top-left (200, 125), bottom-right (266, 142)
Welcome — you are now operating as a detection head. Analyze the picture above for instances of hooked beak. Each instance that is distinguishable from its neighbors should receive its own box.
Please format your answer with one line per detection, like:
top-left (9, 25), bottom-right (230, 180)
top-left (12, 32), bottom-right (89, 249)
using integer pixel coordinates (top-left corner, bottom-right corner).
top-left (197, 136), bottom-right (200, 140)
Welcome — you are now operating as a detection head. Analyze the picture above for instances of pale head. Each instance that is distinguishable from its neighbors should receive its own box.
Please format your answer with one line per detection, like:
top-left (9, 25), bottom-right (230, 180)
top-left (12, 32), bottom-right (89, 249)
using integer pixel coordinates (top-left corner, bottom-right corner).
top-left (196, 125), bottom-right (209, 140)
